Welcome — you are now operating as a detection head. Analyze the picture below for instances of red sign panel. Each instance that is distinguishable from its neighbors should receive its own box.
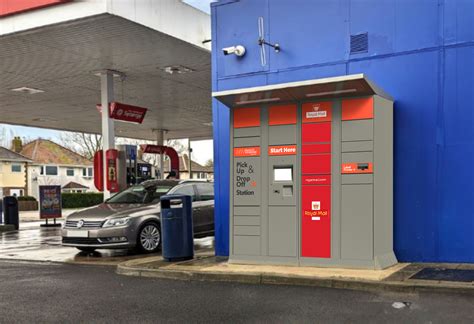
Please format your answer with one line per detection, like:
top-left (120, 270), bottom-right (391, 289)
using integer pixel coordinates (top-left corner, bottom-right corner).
top-left (268, 104), bottom-right (297, 125)
top-left (342, 97), bottom-right (374, 121)
top-left (268, 145), bottom-right (296, 156)
top-left (302, 144), bottom-right (331, 154)
top-left (0, 0), bottom-right (69, 17)
top-left (234, 147), bottom-right (260, 157)
top-left (234, 107), bottom-right (260, 128)
top-left (110, 102), bottom-right (147, 124)
top-left (341, 162), bottom-right (373, 174)
top-left (302, 154), bottom-right (331, 175)
top-left (302, 122), bottom-right (331, 143)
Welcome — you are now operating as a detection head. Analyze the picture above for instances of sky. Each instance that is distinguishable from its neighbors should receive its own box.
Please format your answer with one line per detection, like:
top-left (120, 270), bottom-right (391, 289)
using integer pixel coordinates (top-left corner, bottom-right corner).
top-left (182, 0), bottom-right (213, 13)
top-left (0, 0), bottom-right (214, 165)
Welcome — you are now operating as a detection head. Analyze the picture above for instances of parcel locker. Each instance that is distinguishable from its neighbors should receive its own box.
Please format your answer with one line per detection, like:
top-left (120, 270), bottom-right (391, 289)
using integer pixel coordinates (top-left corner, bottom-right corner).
top-left (215, 74), bottom-right (397, 269)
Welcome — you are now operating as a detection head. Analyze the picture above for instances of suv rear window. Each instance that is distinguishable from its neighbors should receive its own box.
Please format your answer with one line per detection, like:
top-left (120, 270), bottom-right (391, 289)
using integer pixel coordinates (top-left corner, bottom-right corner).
top-left (196, 183), bottom-right (214, 201)
top-left (169, 184), bottom-right (196, 201)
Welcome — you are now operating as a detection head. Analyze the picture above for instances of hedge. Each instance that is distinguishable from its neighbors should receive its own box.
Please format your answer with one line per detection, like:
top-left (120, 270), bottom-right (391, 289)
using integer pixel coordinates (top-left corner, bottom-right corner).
top-left (18, 200), bottom-right (38, 211)
top-left (17, 196), bottom-right (37, 201)
top-left (62, 193), bottom-right (104, 209)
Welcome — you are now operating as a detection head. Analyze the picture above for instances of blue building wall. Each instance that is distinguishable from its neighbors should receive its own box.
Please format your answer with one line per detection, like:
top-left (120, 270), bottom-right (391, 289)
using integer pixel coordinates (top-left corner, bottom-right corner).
top-left (212, 0), bottom-right (474, 262)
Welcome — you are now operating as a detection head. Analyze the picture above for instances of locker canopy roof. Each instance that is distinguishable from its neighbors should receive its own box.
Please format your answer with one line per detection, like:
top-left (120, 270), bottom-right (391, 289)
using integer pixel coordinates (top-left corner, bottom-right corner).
top-left (212, 74), bottom-right (392, 108)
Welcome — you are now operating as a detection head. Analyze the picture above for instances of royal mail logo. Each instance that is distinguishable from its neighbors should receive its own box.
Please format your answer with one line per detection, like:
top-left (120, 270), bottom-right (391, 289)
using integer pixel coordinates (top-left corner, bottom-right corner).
top-left (302, 101), bottom-right (332, 122)
top-left (306, 110), bottom-right (327, 119)
top-left (268, 145), bottom-right (297, 156)
top-left (304, 210), bottom-right (328, 217)
top-left (311, 201), bottom-right (321, 211)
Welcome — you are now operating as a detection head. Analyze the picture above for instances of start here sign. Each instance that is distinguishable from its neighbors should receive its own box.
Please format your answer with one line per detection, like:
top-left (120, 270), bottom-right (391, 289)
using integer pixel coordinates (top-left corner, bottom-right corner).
top-left (268, 145), bottom-right (297, 156)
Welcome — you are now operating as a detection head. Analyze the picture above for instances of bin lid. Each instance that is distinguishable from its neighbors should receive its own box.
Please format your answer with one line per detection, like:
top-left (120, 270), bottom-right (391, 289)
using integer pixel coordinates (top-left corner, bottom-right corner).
top-left (160, 194), bottom-right (192, 201)
top-left (212, 73), bottom-right (392, 108)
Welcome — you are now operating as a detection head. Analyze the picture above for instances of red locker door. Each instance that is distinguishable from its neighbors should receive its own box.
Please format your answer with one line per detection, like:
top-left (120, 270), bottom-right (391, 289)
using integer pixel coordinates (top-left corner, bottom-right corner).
top-left (302, 154), bottom-right (331, 175)
top-left (301, 185), bottom-right (331, 258)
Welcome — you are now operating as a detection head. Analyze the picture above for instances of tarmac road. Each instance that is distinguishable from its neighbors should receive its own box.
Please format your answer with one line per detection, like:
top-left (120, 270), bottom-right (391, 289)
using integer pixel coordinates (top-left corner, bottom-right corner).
top-left (0, 261), bottom-right (472, 323)
top-left (0, 221), bottom-right (214, 265)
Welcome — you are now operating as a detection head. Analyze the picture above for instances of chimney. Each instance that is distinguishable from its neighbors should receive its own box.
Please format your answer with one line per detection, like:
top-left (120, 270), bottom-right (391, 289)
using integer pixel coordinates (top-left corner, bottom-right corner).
top-left (11, 136), bottom-right (23, 153)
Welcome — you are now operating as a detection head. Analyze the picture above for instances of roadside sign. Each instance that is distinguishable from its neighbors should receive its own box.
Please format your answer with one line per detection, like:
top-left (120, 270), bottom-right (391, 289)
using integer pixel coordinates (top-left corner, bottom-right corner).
top-left (110, 102), bottom-right (147, 124)
top-left (39, 186), bottom-right (62, 219)
top-left (96, 102), bottom-right (148, 124)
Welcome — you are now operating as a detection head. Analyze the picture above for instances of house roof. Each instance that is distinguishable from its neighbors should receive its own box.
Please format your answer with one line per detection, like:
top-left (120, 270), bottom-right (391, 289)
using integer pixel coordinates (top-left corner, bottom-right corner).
top-left (20, 139), bottom-right (92, 166)
top-left (62, 181), bottom-right (89, 190)
top-left (163, 154), bottom-right (213, 173)
top-left (0, 146), bottom-right (32, 163)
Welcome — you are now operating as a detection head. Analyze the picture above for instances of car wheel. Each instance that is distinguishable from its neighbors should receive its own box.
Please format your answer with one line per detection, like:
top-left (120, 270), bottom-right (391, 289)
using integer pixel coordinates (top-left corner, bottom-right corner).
top-left (77, 247), bottom-right (96, 253)
top-left (137, 222), bottom-right (161, 253)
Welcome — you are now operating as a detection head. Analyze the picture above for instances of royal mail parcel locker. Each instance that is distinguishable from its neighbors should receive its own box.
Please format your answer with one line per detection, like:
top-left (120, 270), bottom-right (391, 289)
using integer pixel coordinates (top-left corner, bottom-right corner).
top-left (214, 74), bottom-right (398, 269)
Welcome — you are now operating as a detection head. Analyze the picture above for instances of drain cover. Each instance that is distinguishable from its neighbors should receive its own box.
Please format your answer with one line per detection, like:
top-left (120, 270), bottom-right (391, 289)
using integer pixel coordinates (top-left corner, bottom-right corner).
top-left (410, 268), bottom-right (474, 282)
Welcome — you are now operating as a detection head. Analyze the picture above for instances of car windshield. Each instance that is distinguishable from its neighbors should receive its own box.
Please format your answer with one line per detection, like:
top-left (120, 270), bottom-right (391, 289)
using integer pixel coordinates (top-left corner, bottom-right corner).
top-left (106, 184), bottom-right (173, 204)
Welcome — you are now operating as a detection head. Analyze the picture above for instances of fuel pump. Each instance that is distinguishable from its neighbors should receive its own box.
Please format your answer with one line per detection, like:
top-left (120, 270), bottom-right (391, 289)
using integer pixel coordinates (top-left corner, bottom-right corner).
top-left (117, 144), bottom-right (138, 191)
top-left (105, 149), bottom-right (119, 192)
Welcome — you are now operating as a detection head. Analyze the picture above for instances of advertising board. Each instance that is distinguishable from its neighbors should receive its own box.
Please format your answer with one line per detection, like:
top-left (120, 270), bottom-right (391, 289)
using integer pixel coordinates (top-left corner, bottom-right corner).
top-left (39, 185), bottom-right (62, 219)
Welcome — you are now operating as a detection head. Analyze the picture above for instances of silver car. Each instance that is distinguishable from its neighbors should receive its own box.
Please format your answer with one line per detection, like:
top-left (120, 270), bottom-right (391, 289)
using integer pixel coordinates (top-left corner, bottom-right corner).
top-left (62, 180), bottom-right (214, 253)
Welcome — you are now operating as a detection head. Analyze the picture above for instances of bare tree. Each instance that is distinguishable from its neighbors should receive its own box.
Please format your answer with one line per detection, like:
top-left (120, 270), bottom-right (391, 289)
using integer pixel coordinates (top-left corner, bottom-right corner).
top-left (59, 132), bottom-right (102, 160)
top-left (0, 125), bottom-right (35, 149)
top-left (165, 139), bottom-right (187, 154)
top-left (0, 125), bottom-right (15, 148)
top-left (204, 159), bottom-right (214, 167)
top-left (59, 131), bottom-right (189, 168)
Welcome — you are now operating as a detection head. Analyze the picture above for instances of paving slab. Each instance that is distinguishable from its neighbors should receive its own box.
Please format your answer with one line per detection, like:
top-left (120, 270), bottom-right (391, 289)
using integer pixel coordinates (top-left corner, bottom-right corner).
top-left (117, 256), bottom-right (474, 294)
top-left (0, 225), bottom-right (15, 233)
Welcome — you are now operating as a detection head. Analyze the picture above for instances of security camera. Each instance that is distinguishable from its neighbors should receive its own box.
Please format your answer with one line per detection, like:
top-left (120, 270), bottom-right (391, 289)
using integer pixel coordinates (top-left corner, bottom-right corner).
top-left (222, 45), bottom-right (246, 57)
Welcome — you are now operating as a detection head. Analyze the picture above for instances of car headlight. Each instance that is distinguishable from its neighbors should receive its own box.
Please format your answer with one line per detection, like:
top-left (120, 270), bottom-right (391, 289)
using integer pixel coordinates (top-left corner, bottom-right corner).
top-left (102, 217), bottom-right (131, 228)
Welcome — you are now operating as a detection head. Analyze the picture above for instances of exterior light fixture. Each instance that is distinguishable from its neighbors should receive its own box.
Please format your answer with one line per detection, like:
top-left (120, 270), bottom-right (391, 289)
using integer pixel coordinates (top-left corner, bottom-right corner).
top-left (305, 89), bottom-right (357, 97)
top-left (32, 117), bottom-right (57, 122)
top-left (235, 97), bottom-right (281, 105)
top-left (11, 87), bottom-right (45, 94)
top-left (162, 65), bottom-right (195, 75)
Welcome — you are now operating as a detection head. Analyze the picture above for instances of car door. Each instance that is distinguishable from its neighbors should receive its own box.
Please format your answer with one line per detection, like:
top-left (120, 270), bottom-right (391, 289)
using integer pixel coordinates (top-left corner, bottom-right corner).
top-left (194, 183), bottom-right (215, 234)
top-left (167, 183), bottom-right (202, 233)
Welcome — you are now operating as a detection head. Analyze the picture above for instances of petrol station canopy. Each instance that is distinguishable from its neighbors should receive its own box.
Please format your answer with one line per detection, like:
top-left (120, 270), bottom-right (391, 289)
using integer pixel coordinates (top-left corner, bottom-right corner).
top-left (0, 1), bottom-right (212, 140)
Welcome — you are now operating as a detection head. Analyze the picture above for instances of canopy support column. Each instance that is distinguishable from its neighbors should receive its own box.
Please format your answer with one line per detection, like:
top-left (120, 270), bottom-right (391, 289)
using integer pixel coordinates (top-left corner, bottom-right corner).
top-left (155, 129), bottom-right (165, 179)
top-left (100, 70), bottom-right (115, 200)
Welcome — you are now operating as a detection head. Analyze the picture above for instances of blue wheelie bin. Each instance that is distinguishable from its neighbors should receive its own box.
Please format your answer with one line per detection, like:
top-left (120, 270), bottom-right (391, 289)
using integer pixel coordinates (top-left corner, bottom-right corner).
top-left (160, 195), bottom-right (194, 262)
